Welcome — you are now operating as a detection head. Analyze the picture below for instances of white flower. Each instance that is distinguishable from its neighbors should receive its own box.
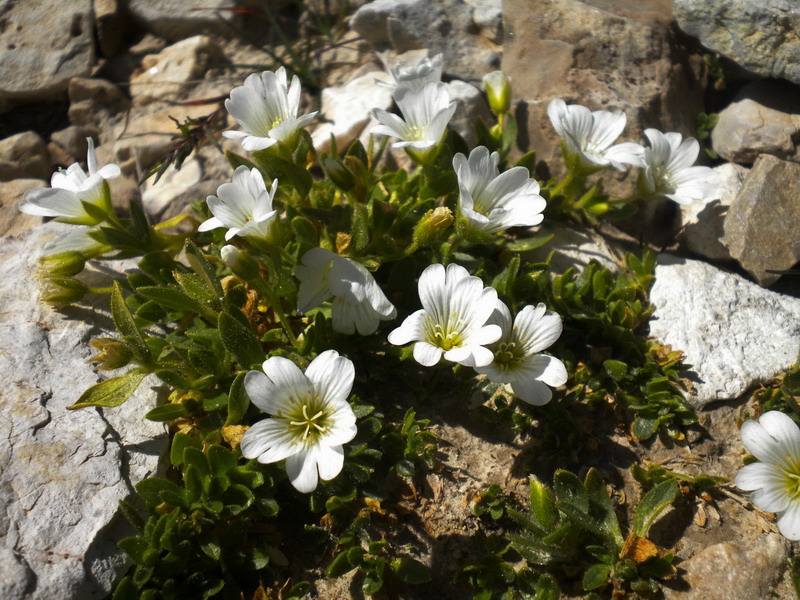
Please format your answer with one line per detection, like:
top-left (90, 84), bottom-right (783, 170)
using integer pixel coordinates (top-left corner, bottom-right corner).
top-left (637, 129), bottom-right (717, 205)
top-left (388, 263), bottom-right (501, 367)
top-left (371, 81), bottom-right (457, 151)
top-left (241, 350), bottom-right (357, 493)
top-left (735, 411), bottom-right (800, 540)
top-left (381, 53), bottom-right (443, 94)
top-left (43, 226), bottom-right (106, 256)
top-left (295, 248), bottom-right (396, 335)
top-left (476, 301), bottom-right (568, 405)
top-left (223, 67), bottom-right (318, 152)
top-left (454, 146), bottom-right (546, 234)
top-left (198, 166), bottom-right (278, 241)
top-left (19, 138), bottom-right (120, 225)
top-left (546, 99), bottom-right (642, 172)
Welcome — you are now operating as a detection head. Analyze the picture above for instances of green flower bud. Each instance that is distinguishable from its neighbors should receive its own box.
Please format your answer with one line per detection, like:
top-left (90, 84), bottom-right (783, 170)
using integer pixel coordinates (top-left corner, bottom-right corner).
top-left (42, 277), bottom-right (88, 305)
top-left (41, 251), bottom-right (86, 277)
top-left (221, 245), bottom-right (260, 281)
top-left (322, 157), bottom-right (355, 191)
top-left (482, 71), bottom-right (511, 117)
top-left (90, 337), bottom-right (134, 370)
top-left (412, 206), bottom-right (453, 248)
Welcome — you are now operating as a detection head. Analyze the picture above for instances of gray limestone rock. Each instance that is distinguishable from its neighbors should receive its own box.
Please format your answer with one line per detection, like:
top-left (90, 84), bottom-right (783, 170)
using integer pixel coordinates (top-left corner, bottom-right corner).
top-left (712, 81), bottom-right (800, 165)
top-left (351, 0), bottom-right (501, 82)
top-left (674, 0), bottom-right (800, 85)
top-left (649, 255), bottom-right (800, 407)
top-left (722, 154), bottom-right (800, 286)
top-left (502, 0), bottom-right (704, 185)
top-left (445, 80), bottom-right (492, 146)
top-left (522, 224), bottom-right (621, 274)
top-left (126, 0), bottom-right (245, 41)
top-left (0, 223), bottom-right (168, 599)
top-left (678, 162), bottom-right (747, 262)
top-left (0, 132), bottom-right (51, 182)
top-left (0, 0), bottom-right (95, 110)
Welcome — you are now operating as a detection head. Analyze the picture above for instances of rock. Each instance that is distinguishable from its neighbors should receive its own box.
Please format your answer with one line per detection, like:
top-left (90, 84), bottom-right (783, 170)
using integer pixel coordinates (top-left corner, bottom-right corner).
top-left (127, 0), bottom-right (245, 41)
top-left (662, 537), bottom-right (786, 600)
top-left (142, 157), bottom-right (203, 219)
top-left (648, 255), bottom-right (800, 407)
top-left (129, 36), bottom-right (224, 104)
top-left (68, 78), bottom-right (130, 139)
top-left (0, 132), bottom-right (51, 181)
top-left (712, 81), bottom-right (800, 165)
top-left (311, 70), bottom-right (394, 153)
top-left (466, 0), bottom-right (503, 43)
top-left (674, 0), bottom-right (800, 85)
top-left (445, 80), bottom-right (492, 146)
top-left (522, 223), bottom-right (620, 274)
top-left (0, 179), bottom-right (47, 237)
top-left (0, 222), bottom-right (168, 599)
top-left (0, 0), bottom-right (94, 110)
top-left (111, 135), bottom-right (173, 177)
top-left (678, 163), bottom-right (747, 262)
top-left (94, 0), bottom-right (128, 57)
top-left (502, 0), bottom-right (704, 180)
top-left (49, 126), bottom-right (94, 166)
top-left (722, 155), bottom-right (800, 286)
top-left (351, 0), bottom-right (501, 82)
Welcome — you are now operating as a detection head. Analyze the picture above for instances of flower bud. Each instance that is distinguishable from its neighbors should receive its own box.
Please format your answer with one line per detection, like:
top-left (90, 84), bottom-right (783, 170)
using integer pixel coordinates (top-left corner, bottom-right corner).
top-left (42, 277), bottom-right (88, 305)
top-left (412, 206), bottom-right (453, 248)
top-left (90, 337), bottom-right (134, 370)
top-left (482, 71), bottom-right (511, 117)
top-left (221, 245), bottom-right (260, 280)
top-left (41, 251), bottom-right (86, 277)
top-left (322, 157), bottom-right (355, 191)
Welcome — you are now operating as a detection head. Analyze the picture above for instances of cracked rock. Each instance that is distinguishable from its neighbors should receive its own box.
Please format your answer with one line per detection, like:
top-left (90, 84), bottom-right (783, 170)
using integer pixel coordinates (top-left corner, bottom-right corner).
top-left (649, 254), bottom-right (800, 407)
top-left (0, 222), bottom-right (168, 600)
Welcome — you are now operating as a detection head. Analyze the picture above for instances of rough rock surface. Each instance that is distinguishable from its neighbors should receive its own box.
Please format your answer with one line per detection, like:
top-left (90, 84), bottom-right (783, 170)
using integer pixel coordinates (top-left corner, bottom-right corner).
top-left (0, 0), bottom-right (95, 109)
top-left (722, 154), bottom-right (800, 286)
top-left (502, 0), bottom-right (703, 178)
top-left (674, 0), bottom-right (800, 85)
top-left (679, 163), bottom-right (747, 262)
top-left (663, 538), bottom-right (787, 600)
top-left (0, 223), bottom-right (168, 600)
top-left (523, 224), bottom-right (621, 274)
top-left (712, 81), bottom-right (800, 164)
top-left (127, 0), bottom-right (245, 41)
top-left (351, 0), bottom-right (501, 82)
top-left (0, 179), bottom-right (46, 237)
top-left (0, 132), bottom-right (51, 181)
top-left (142, 157), bottom-right (203, 219)
top-left (445, 80), bottom-right (492, 146)
top-left (129, 36), bottom-right (224, 104)
top-left (649, 255), bottom-right (800, 407)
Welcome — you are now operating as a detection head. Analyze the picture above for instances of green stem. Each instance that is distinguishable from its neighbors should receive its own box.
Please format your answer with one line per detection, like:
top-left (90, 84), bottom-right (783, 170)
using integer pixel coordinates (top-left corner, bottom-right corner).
top-left (87, 286), bottom-right (113, 294)
top-left (251, 277), bottom-right (300, 349)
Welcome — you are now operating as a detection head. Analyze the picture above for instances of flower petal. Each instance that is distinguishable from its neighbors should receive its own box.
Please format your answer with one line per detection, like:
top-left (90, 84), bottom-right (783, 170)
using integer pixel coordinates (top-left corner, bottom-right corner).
top-left (778, 502), bottom-right (800, 540)
top-left (316, 444), bottom-right (345, 481)
top-left (413, 341), bottom-right (443, 366)
top-left (511, 378), bottom-right (553, 406)
top-left (240, 418), bottom-right (299, 463)
top-left (305, 350), bottom-right (355, 407)
top-left (735, 462), bottom-right (782, 492)
top-left (285, 448), bottom-right (319, 493)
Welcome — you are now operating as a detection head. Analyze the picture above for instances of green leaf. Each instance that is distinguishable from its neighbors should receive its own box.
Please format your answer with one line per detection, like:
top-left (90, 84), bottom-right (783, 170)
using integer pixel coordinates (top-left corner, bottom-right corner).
top-left (135, 477), bottom-right (185, 509)
top-left (226, 372), bottom-right (250, 426)
top-left (491, 255), bottom-right (520, 301)
top-left (155, 369), bottom-right (192, 389)
top-left (252, 150), bottom-right (312, 199)
top-left (145, 403), bottom-right (189, 422)
top-left (112, 576), bottom-right (138, 600)
top-left (111, 282), bottom-right (150, 361)
top-left (118, 537), bottom-right (154, 564)
top-left (633, 479), bottom-right (679, 537)
top-left (137, 286), bottom-right (217, 320)
top-left (208, 444), bottom-right (236, 478)
top-left (118, 499), bottom-right (145, 533)
top-left (507, 233), bottom-right (554, 253)
top-left (224, 149), bottom-right (257, 171)
top-left (218, 311), bottom-right (265, 368)
top-left (391, 557), bottom-right (431, 584)
top-left (584, 469), bottom-right (624, 552)
top-left (327, 551), bottom-right (356, 577)
top-left (582, 564), bottom-right (611, 591)
top-left (185, 240), bottom-right (224, 300)
top-left (553, 470), bottom-right (588, 512)
top-left (632, 417), bottom-right (657, 441)
top-left (170, 432), bottom-right (192, 467)
top-left (603, 359), bottom-right (628, 381)
top-left (528, 475), bottom-right (558, 531)
top-left (532, 574), bottom-right (560, 600)
top-left (68, 369), bottom-right (148, 409)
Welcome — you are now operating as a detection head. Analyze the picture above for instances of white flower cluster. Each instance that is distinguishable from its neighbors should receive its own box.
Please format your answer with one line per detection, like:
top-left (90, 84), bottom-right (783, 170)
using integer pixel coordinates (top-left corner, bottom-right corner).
top-left (547, 99), bottom-right (717, 205)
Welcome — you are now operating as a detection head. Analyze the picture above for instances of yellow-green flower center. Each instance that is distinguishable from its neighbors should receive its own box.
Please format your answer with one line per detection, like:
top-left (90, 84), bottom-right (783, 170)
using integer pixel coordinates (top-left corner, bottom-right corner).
top-left (782, 458), bottom-right (800, 499)
top-left (426, 321), bottom-right (465, 351)
top-left (285, 399), bottom-right (330, 444)
top-left (406, 125), bottom-right (426, 141)
top-left (492, 341), bottom-right (525, 370)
